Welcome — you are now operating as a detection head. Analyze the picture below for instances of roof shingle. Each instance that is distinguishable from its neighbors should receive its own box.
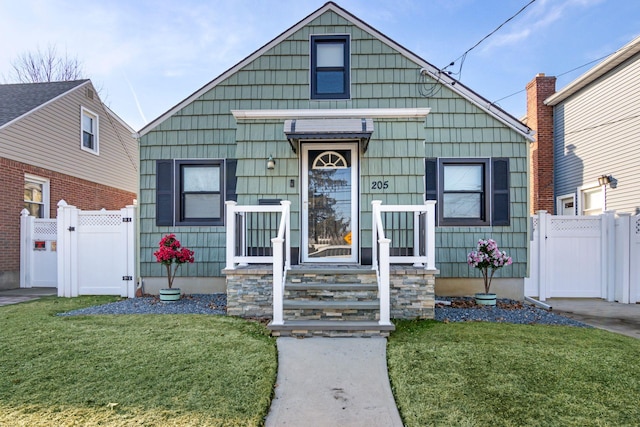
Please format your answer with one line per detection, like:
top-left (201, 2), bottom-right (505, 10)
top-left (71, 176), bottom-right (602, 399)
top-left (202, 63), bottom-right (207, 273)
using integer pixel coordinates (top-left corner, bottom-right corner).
top-left (0, 80), bottom-right (89, 127)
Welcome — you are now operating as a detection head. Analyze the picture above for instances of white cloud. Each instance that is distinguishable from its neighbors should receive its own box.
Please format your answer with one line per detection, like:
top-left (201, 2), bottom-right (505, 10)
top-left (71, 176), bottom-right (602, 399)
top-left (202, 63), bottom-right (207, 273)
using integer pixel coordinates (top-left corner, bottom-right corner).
top-left (480, 0), bottom-right (603, 52)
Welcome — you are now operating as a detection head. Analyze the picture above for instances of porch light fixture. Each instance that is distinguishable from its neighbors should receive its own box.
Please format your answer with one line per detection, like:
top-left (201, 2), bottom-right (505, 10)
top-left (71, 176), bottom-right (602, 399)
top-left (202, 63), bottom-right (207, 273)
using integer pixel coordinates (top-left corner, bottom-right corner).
top-left (598, 175), bottom-right (612, 186)
top-left (267, 155), bottom-right (276, 170)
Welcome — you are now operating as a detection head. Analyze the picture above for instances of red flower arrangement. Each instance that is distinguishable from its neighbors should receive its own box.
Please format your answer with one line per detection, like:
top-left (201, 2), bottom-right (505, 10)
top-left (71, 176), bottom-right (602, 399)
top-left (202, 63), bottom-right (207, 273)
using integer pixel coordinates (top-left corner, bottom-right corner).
top-left (153, 234), bottom-right (195, 289)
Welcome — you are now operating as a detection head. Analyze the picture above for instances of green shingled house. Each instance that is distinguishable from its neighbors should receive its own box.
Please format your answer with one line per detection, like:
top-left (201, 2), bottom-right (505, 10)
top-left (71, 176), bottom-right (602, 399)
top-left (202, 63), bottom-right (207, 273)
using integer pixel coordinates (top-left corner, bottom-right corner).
top-left (137, 2), bottom-right (533, 336)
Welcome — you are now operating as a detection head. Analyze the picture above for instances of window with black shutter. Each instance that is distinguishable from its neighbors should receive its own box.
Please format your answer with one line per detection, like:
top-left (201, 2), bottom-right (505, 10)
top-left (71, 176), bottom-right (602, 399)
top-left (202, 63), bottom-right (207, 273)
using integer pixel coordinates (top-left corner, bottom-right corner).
top-left (155, 159), bottom-right (237, 226)
top-left (425, 157), bottom-right (510, 226)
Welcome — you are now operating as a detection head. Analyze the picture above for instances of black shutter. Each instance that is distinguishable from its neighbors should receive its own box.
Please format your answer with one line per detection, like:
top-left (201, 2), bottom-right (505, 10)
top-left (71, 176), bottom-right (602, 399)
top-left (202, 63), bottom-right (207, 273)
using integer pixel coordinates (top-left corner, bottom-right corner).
top-left (425, 158), bottom-right (438, 226)
top-left (492, 158), bottom-right (510, 226)
top-left (225, 159), bottom-right (238, 202)
top-left (425, 158), bottom-right (437, 201)
top-left (156, 160), bottom-right (174, 226)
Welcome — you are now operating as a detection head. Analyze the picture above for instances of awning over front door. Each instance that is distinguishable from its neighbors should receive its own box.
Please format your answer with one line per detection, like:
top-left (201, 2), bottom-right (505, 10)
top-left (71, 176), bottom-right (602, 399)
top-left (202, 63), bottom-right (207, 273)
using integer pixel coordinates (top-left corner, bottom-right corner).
top-left (284, 118), bottom-right (374, 153)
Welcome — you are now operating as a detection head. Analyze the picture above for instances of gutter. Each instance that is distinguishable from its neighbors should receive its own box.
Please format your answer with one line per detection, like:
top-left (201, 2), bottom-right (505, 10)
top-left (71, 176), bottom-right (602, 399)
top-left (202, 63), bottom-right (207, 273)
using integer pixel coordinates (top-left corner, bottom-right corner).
top-left (525, 296), bottom-right (552, 310)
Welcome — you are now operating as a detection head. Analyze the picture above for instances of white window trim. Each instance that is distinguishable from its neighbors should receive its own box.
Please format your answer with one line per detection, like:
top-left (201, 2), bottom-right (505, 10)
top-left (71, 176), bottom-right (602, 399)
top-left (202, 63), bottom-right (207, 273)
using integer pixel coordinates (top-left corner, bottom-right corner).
top-left (556, 193), bottom-right (576, 215)
top-left (80, 106), bottom-right (99, 155)
top-left (577, 183), bottom-right (602, 216)
top-left (24, 174), bottom-right (50, 219)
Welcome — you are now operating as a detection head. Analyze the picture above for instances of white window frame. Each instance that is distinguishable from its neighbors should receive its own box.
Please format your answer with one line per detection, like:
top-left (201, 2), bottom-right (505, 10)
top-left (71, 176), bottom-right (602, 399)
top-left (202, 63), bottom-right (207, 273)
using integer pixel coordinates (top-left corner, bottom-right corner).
top-left (556, 193), bottom-right (576, 215)
top-left (80, 106), bottom-right (99, 155)
top-left (24, 174), bottom-right (50, 218)
top-left (577, 184), bottom-right (603, 216)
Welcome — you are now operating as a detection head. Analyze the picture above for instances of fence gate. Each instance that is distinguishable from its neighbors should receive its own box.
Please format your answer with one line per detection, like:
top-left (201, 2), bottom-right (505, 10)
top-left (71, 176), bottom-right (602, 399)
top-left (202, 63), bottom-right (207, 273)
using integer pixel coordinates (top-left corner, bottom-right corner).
top-left (19, 213), bottom-right (57, 287)
top-left (527, 211), bottom-right (639, 303)
top-left (21, 200), bottom-right (136, 298)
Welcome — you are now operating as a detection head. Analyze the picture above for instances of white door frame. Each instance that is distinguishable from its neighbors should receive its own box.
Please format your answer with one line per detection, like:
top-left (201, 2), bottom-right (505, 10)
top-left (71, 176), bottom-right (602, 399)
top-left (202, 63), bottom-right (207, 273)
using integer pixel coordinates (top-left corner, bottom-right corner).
top-left (301, 142), bottom-right (359, 263)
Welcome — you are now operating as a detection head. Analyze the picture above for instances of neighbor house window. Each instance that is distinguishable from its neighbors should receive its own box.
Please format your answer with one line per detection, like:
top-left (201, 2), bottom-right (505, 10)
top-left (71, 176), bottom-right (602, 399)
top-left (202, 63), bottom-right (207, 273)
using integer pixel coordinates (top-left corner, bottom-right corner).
top-left (426, 158), bottom-right (509, 226)
top-left (155, 159), bottom-right (237, 226)
top-left (579, 186), bottom-right (603, 216)
top-left (557, 194), bottom-right (576, 215)
top-left (81, 107), bottom-right (99, 154)
top-left (24, 175), bottom-right (50, 218)
top-left (310, 35), bottom-right (350, 100)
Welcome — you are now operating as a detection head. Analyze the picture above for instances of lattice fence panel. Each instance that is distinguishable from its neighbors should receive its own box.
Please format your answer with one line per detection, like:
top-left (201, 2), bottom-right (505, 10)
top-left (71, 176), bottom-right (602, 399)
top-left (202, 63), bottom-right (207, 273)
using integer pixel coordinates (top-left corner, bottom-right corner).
top-left (33, 220), bottom-right (57, 237)
top-left (550, 217), bottom-right (600, 233)
top-left (79, 214), bottom-right (121, 227)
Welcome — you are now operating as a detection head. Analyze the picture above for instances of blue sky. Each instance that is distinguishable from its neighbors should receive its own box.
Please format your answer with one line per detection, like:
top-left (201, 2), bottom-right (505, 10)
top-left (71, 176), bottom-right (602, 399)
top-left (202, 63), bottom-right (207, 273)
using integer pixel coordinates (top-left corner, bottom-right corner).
top-left (1, 0), bottom-right (639, 131)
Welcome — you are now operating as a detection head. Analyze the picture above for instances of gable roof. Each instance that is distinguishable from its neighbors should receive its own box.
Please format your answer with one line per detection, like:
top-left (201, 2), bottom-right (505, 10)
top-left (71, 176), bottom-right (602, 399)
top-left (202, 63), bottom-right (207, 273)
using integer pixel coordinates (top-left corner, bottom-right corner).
top-left (138, 1), bottom-right (532, 140)
top-left (0, 79), bottom-right (90, 129)
top-left (545, 35), bottom-right (640, 106)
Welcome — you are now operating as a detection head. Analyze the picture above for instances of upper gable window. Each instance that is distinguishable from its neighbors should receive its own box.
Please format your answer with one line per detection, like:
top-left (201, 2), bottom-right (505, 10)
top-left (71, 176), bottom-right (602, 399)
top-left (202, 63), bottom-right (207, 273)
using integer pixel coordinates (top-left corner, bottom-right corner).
top-left (81, 107), bottom-right (99, 155)
top-left (310, 35), bottom-right (350, 100)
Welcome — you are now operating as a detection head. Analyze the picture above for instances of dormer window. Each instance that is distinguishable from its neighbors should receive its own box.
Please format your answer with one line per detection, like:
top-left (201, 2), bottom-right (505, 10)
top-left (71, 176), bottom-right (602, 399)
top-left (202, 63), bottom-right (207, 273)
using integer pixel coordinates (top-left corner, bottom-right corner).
top-left (310, 35), bottom-right (350, 100)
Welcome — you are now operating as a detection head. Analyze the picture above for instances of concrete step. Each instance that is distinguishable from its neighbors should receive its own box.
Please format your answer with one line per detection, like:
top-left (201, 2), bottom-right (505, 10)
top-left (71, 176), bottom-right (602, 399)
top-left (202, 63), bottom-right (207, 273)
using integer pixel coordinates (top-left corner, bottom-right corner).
top-left (289, 266), bottom-right (375, 275)
top-left (285, 283), bottom-right (378, 291)
top-left (283, 300), bottom-right (379, 310)
top-left (267, 320), bottom-right (395, 338)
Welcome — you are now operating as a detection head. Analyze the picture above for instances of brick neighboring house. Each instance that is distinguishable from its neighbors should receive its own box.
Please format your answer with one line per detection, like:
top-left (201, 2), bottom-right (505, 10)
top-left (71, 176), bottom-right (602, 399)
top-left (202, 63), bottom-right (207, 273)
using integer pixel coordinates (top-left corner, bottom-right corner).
top-left (0, 80), bottom-right (138, 289)
top-left (526, 35), bottom-right (640, 215)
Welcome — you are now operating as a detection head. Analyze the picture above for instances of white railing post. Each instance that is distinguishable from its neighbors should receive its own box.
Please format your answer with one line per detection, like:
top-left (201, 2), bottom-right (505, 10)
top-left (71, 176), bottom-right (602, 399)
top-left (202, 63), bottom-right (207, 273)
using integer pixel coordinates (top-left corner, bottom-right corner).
top-left (121, 205), bottom-right (137, 298)
top-left (425, 200), bottom-right (436, 270)
top-left (537, 210), bottom-right (548, 301)
top-left (379, 237), bottom-right (391, 326)
top-left (614, 213), bottom-right (630, 303)
top-left (281, 200), bottom-right (292, 270)
top-left (602, 211), bottom-right (616, 301)
top-left (371, 200), bottom-right (382, 270)
top-left (57, 200), bottom-right (79, 297)
top-left (272, 236), bottom-right (284, 326)
top-left (19, 209), bottom-right (33, 288)
top-left (630, 215), bottom-right (640, 304)
top-left (413, 211), bottom-right (423, 267)
top-left (225, 201), bottom-right (237, 270)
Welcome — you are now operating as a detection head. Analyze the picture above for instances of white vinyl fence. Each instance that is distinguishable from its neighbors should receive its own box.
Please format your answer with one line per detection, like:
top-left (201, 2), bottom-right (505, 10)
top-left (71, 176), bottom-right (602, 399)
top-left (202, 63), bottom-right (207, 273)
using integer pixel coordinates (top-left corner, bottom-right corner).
top-left (20, 200), bottom-right (136, 298)
top-left (526, 210), bottom-right (640, 303)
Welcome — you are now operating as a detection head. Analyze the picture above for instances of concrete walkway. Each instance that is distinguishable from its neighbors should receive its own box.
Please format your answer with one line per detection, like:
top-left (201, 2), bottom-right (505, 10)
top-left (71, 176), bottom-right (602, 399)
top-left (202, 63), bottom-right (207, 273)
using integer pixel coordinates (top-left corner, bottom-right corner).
top-left (265, 337), bottom-right (403, 427)
top-left (0, 287), bottom-right (56, 306)
top-left (547, 298), bottom-right (640, 340)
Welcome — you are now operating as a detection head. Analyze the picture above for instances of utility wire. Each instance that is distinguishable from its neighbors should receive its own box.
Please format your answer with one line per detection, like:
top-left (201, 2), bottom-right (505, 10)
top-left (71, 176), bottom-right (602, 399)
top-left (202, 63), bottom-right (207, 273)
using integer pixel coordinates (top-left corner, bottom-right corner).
top-left (564, 113), bottom-right (640, 136)
top-left (491, 41), bottom-right (638, 105)
top-left (444, 0), bottom-right (537, 74)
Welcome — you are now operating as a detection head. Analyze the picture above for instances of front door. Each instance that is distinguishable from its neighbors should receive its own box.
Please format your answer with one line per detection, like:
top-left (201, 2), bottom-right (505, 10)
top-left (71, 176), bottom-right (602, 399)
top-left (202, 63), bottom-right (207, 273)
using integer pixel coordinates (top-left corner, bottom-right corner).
top-left (301, 143), bottom-right (358, 263)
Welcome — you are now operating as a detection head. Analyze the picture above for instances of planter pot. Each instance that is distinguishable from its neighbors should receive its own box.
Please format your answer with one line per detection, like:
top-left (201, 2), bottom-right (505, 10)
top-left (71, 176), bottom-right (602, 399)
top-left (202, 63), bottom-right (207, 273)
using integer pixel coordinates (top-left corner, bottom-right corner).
top-left (159, 288), bottom-right (181, 302)
top-left (475, 293), bottom-right (497, 306)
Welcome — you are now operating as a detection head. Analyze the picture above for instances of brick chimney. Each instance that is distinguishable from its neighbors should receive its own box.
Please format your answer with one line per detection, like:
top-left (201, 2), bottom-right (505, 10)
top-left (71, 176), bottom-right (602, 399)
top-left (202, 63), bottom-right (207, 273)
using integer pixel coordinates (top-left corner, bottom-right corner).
top-left (526, 73), bottom-right (556, 214)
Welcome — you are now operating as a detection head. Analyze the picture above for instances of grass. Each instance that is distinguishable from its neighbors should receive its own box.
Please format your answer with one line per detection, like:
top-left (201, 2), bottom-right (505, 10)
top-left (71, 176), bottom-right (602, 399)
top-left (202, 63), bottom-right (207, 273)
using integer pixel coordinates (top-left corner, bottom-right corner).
top-left (4, 297), bottom-right (640, 427)
top-left (387, 320), bottom-right (640, 427)
top-left (0, 296), bottom-right (277, 427)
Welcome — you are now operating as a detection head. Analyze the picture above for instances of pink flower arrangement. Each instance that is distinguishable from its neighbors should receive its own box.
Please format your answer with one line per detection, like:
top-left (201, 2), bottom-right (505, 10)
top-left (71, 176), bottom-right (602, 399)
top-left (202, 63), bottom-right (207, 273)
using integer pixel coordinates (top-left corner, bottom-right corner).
top-left (467, 238), bottom-right (513, 294)
top-left (153, 234), bottom-right (195, 289)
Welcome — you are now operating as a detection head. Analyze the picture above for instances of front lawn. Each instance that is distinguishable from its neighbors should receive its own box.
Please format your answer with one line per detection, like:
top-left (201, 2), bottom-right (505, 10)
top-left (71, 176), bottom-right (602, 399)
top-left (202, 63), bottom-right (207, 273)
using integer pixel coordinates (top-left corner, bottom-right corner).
top-left (388, 320), bottom-right (640, 427)
top-left (0, 296), bottom-right (277, 426)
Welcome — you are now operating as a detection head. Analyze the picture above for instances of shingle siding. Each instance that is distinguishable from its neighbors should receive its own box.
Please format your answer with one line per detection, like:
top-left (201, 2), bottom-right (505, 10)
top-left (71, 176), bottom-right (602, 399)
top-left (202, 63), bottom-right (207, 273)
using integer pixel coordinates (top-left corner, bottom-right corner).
top-left (138, 8), bottom-right (529, 281)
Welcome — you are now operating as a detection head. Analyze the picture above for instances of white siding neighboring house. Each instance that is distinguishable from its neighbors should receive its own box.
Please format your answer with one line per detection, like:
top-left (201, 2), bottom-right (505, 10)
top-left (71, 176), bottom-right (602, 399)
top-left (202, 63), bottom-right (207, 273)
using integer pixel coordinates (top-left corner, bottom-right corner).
top-left (0, 80), bottom-right (138, 289)
top-left (527, 35), bottom-right (640, 215)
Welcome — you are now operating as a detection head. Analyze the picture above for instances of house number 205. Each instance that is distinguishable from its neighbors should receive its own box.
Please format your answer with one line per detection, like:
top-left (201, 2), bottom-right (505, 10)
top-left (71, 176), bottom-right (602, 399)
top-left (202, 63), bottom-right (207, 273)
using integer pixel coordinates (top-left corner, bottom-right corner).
top-left (371, 180), bottom-right (389, 190)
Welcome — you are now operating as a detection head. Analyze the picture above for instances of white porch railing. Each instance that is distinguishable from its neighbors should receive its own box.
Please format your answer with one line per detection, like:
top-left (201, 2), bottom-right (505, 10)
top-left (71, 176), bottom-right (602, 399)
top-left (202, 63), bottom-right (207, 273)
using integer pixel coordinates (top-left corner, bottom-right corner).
top-left (372, 200), bottom-right (437, 325)
top-left (225, 200), bottom-right (291, 325)
top-left (225, 200), bottom-right (436, 326)
top-left (225, 201), bottom-right (291, 269)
